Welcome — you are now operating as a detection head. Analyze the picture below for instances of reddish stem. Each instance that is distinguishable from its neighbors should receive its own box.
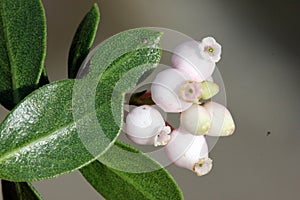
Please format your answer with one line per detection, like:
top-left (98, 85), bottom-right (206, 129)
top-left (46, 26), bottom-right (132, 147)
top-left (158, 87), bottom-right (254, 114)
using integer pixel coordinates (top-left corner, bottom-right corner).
top-left (129, 91), bottom-right (155, 106)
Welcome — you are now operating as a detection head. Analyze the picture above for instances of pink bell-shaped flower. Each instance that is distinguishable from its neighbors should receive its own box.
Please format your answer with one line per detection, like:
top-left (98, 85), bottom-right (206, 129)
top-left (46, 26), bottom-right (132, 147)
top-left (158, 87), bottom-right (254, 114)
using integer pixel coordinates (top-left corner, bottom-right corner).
top-left (165, 128), bottom-right (213, 176)
top-left (125, 105), bottom-right (171, 146)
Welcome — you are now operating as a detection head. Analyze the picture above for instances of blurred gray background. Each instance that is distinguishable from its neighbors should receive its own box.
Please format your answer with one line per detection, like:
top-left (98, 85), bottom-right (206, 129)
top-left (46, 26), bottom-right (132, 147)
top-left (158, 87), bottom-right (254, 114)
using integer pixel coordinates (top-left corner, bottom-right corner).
top-left (1, 0), bottom-right (300, 199)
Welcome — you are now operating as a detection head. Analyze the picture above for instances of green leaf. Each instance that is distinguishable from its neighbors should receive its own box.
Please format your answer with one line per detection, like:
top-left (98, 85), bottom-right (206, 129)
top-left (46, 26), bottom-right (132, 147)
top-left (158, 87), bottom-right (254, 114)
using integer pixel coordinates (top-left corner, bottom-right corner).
top-left (0, 0), bottom-right (47, 110)
top-left (0, 29), bottom-right (162, 181)
top-left (1, 180), bottom-right (42, 200)
top-left (68, 4), bottom-right (100, 79)
top-left (80, 142), bottom-right (183, 200)
top-left (0, 80), bottom-right (95, 181)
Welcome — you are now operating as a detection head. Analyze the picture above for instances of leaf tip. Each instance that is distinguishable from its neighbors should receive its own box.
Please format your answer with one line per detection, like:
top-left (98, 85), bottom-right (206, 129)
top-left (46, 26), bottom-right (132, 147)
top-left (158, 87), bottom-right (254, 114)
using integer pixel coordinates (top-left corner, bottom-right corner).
top-left (91, 3), bottom-right (100, 20)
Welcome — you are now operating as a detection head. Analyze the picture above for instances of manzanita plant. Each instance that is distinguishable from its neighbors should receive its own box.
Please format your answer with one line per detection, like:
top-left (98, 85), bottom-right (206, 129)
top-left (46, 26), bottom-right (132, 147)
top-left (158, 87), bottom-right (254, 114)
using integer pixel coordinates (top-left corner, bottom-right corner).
top-left (0, 0), bottom-right (235, 199)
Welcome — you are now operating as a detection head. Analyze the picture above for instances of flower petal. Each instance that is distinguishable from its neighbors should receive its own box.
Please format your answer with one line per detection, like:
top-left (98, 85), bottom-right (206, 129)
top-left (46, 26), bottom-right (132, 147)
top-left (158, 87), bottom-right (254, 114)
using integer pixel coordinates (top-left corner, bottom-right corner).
top-left (172, 40), bottom-right (215, 82)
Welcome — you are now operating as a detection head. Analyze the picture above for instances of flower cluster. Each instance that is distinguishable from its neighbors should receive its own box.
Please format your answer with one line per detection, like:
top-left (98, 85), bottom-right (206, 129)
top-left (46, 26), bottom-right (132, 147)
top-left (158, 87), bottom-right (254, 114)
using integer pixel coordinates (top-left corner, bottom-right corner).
top-left (125, 37), bottom-right (235, 176)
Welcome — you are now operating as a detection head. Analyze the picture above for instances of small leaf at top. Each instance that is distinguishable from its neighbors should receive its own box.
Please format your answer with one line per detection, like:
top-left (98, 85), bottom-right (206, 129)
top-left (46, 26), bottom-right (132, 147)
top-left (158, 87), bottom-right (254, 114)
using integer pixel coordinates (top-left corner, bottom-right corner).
top-left (0, 29), bottom-right (162, 181)
top-left (1, 180), bottom-right (42, 200)
top-left (0, 0), bottom-right (47, 110)
top-left (68, 3), bottom-right (100, 79)
top-left (80, 142), bottom-right (183, 200)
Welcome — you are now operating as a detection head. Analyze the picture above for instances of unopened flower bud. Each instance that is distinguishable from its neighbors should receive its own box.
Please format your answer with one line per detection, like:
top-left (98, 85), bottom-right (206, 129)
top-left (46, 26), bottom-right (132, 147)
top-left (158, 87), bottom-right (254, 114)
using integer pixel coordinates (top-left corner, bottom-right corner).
top-left (171, 40), bottom-right (216, 82)
top-left (201, 81), bottom-right (219, 100)
top-left (165, 129), bottom-right (213, 176)
top-left (180, 104), bottom-right (211, 135)
top-left (125, 105), bottom-right (171, 146)
top-left (204, 101), bottom-right (235, 136)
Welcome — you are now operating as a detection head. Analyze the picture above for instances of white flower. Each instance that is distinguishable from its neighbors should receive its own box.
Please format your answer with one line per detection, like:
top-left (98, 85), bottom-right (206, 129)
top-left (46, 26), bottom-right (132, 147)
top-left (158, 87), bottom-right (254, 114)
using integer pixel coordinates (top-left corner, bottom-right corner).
top-left (204, 101), bottom-right (235, 136)
top-left (180, 104), bottom-right (211, 135)
top-left (199, 37), bottom-right (222, 63)
top-left (179, 81), bottom-right (202, 103)
top-left (125, 105), bottom-right (171, 146)
top-left (151, 68), bottom-right (193, 113)
top-left (179, 80), bottom-right (219, 102)
top-left (151, 67), bottom-right (220, 113)
top-left (171, 40), bottom-right (216, 82)
top-left (165, 129), bottom-right (213, 176)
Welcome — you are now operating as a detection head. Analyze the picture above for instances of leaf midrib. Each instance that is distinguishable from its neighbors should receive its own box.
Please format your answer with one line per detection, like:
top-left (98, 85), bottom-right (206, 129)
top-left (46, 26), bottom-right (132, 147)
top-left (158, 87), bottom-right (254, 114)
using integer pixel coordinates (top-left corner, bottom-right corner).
top-left (0, 121), bottom-right (77, 162)
top-left (0, 49), bottom-right (134, 163)
top-left (108, 167), bottom-right (156, 200)
top-left (0, 73), bottom-right (126, 163)
top-left (0, 1), bottom-right (19, 102)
